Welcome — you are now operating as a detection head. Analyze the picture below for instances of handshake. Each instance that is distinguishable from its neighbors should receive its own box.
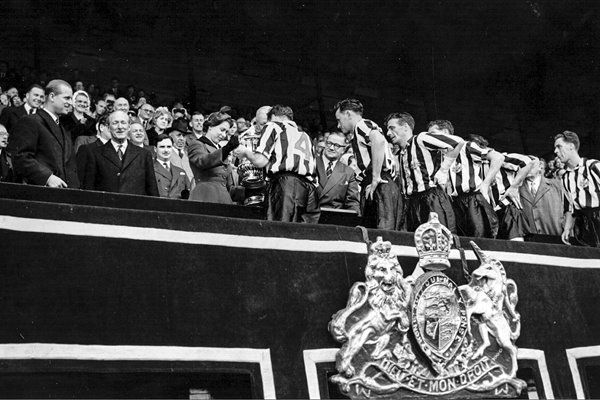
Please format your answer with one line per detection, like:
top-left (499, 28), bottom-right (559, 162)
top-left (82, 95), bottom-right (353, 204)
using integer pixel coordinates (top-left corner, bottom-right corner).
top-left (221, 135), bottom-right (252, 160)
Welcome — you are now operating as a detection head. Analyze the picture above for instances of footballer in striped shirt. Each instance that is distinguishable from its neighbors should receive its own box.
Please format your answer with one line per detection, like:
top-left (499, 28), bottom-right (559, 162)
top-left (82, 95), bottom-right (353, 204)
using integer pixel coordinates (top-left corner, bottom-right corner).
top-left (554, 130), bottom-right (600, 247)
top-left (334, 99), bottom-right (402, 230)
top-left (480, 148), bottom-right (536, 240)
top-left (386, 115), bottom-right (464, 233)
top-left (240, 105), bottom-right (319, 224)
top-left (441, 132), bottom-right (504, 239)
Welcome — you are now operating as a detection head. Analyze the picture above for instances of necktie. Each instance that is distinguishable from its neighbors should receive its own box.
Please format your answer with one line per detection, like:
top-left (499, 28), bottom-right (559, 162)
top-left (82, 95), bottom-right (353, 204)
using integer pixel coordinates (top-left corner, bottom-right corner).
top-left (117, 145), bottom-right (123, 161)
top-left (326, 161), bottom-right (333, 178)
top-left (530, 181), bottom-right (537, 196)
top-left (163, 162), bottom-right (169, 171)
top-left (29, 108), bottom-right (34, 115)
top-left (179, 150), bottom-right (184, 159)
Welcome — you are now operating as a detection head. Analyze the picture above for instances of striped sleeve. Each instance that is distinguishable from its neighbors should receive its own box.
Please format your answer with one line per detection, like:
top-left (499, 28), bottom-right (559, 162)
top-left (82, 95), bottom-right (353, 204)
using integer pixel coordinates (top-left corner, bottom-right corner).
top-left (466, 141), bottom-right (490, 163)
top-left (352, 119), bottom-right (379, 176)
top-left (356, 119), bottom-right (379, 142)
top-left (255, 122), bottom-right (280, 160)
top-left (418, 132), bottom-right (463, 151)
top-left (502, 153), bottom-right (530, 171)
top-left (590, 159), bottom-right (600, 184)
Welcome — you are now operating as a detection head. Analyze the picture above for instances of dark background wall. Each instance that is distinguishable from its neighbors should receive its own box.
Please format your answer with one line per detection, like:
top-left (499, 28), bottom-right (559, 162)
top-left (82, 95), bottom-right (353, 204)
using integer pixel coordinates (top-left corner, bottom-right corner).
top-left (2, 0), bottom-right (599, 158)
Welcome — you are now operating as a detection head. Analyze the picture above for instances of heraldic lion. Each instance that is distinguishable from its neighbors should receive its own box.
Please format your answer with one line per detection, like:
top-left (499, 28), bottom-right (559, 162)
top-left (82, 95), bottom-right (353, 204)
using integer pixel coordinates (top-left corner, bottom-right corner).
top-left (329, 238), bottom-right (412, 378)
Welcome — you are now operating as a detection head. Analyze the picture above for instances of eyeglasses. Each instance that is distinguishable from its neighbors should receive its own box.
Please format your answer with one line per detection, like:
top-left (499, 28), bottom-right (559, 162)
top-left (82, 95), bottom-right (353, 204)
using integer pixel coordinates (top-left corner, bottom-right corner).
top-left (141, 108), bottom-right (154, 113)
top-left (325, 141), bottom-right (345, 150)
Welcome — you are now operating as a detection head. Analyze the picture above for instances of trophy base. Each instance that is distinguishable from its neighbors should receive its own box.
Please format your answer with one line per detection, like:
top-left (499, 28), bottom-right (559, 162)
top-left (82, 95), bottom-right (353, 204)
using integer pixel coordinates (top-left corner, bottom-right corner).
top-left (244, 195), bottom-right (265, 206)
top-left (242, 179), bottom-right (266, 190)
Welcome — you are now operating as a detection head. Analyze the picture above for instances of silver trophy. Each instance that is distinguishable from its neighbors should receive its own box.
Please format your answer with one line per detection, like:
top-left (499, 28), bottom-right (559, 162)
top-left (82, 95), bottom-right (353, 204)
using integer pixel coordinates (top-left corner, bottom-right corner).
top-left (238, 131), bottom-right (266, 206)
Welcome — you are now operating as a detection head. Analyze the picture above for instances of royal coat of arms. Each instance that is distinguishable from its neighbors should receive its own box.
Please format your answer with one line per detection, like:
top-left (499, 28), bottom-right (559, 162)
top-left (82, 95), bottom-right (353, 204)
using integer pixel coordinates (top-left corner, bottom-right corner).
top-left (329, 213), bottom-right (526, 398)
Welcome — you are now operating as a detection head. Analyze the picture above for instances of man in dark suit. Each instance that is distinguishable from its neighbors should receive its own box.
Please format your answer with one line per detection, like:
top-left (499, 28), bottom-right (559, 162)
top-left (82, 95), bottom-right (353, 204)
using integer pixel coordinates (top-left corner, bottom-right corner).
top-left (154, 134), bottom-right (190, 199)
top-left (9, 80), bottom-right (78, 188)
top-left (83, 110), bottom-right (158, 196)
top-left (75, 114), bottom-right (111, 183)
top-left (316, 131), bottom-right (360, 213)
top-left (0, 84), bottom-right (44, 133)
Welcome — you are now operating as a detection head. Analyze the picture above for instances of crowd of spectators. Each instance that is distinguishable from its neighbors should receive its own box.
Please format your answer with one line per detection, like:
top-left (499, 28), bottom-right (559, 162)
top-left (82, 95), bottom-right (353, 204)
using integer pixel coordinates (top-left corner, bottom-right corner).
top-left (0, 63), bottom-right (599, 248)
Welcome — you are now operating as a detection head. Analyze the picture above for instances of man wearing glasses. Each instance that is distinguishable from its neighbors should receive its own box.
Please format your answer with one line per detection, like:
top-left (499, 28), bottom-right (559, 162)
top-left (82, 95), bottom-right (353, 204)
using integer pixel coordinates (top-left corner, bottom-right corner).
top-left (316, 131), bottom-right (359, 214)
top-left (137, 104), bottom-right (155, 130)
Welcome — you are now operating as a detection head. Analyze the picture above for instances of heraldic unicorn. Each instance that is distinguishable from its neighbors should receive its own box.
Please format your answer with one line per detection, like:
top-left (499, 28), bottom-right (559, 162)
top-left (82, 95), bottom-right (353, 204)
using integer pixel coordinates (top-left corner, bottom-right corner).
top-left (329, 213), bottom-right (526, 399)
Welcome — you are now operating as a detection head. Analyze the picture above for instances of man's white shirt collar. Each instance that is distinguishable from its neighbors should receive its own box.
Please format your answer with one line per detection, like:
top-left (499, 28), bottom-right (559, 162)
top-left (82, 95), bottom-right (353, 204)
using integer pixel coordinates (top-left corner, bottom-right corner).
top-left (159, 160), bottom-right (171, 168)
top-left (322, 154), bottom-right (338, 170)
top-left (111, 139), bottom-right (128, 153)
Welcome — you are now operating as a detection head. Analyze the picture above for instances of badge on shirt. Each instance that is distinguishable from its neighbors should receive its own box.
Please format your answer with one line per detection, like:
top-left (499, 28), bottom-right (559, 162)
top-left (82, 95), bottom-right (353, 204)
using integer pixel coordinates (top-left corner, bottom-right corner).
top-left (410, 160), bottom-right (421, 169)
top-left (451, 162), bottom-right (462, 173)
top-left (578, 177), bottom-right (590, 189)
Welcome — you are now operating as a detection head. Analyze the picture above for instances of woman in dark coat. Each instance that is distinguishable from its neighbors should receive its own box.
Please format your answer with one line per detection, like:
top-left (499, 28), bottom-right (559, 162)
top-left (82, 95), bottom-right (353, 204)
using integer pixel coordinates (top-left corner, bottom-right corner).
top-left (188, 107), bottom-right (241, 204)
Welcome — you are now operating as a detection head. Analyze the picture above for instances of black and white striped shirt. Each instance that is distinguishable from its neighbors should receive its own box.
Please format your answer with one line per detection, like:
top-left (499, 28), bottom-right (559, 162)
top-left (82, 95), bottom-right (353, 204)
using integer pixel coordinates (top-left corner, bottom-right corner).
top-left (485, 152), bottom-right (531, 205)
top-left (449, 141), bottom-right (490, 197)
top-left (399, 132), bottom-right (463, 196)
top-left (561, 157), bottom-right (600, 211)
top-left (351, 118), bottom-right (395, 180)
top-left (255, 120), bottom-right (317, 182)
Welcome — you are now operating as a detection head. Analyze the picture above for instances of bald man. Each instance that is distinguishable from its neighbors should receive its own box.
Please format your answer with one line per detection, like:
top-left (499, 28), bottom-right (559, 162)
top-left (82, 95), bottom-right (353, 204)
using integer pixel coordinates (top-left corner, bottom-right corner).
top-left (113, 97), bottom-right (130, 113)
top-left (241, 105), bottom-right (272, 139)
top-left (83, 110), bottom-right (158, 196)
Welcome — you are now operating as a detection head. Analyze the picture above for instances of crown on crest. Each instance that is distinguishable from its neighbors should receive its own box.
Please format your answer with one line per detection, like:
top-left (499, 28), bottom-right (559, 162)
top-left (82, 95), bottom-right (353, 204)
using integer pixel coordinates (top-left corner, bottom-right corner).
top-left (414, 212), bottom-right (452, 271)
top-left (369, 236), bottom-right (393, 259)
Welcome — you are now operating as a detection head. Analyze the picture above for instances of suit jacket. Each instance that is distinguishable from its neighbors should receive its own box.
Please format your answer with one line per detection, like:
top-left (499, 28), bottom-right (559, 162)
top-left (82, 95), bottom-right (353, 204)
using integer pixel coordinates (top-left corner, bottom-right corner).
top-left (519, 176), bottom-right (564, 236)
top-left (0, 105), bottom-right (27, 133)
top-left (0, 150), bottom-right (15, 182)
top-left (83, 141), bottom-right (159, 196)
top-left (60, 112), bottom-right (96, 142)
top-left (170, 147), bottom-right (194, 183)
top-left (185, 133), bottom-right (202, 150)
top-left (153, 160), bottom-right (191, 199)
top-left (9, 109), bottom-right (79, 187)
top-left (316, 157), bottom-right (360, 213)
top-left (76, 138), bottom-right (104, 183)
top-left (74, 134), bottom-right (101, 155)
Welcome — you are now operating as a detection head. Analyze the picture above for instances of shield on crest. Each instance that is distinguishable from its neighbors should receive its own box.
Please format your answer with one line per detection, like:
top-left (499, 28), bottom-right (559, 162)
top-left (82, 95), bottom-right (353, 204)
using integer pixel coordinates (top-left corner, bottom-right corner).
top-left (412, 272), bottom-right (468, 369)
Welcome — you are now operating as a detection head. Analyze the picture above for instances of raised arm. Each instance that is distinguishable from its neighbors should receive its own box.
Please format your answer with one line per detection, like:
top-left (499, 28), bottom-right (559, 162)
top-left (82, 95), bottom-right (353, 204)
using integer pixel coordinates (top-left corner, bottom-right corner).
top-left (500, 156), bottom-right (536, 209)
top-left (479, 150), bottom-right (505, 202)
